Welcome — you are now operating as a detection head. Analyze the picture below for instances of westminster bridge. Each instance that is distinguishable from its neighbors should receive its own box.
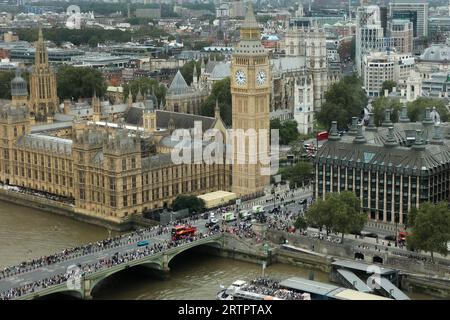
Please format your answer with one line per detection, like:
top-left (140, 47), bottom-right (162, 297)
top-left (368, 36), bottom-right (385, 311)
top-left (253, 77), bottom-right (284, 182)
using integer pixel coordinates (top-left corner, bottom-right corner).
top-left (0, 227), bottom-right (270, 300)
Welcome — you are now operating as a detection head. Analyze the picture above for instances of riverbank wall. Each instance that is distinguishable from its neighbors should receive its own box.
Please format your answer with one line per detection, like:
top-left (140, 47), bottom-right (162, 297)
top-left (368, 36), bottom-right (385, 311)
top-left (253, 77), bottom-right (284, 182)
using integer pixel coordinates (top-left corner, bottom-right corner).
top-left (266, 229), bottom-right (450, 299)
top-left (0, 188), bottom-right (133, 231)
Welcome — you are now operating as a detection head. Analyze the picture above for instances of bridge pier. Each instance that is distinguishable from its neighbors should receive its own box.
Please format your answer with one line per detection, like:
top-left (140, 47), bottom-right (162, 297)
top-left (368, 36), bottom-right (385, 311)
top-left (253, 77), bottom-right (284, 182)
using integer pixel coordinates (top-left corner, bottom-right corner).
top-left (82, 279), bottom-right (93, 300)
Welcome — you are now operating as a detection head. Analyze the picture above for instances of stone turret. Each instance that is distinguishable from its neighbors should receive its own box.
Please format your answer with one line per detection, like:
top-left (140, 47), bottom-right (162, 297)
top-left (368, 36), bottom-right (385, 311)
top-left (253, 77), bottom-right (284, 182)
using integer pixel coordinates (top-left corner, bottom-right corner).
top-left (384, 127), bottom-right (398, 148)
top-left (399, 103), bottom-right (410, 123)
top-left (328, 121), bottom-right (341, 141)
top-left (382, 108), bottom-right (393, 127)
top-left (412, 130), bottom-right (426, 150)
top-left (366, 113), bottom-right (377, 131)
top-left (431, 124), bottom-right (444, 145)
top-left (422, 107), bottom-right (434, 126)
top-left (353, 124), bottom-right (366, 144)
top-left (215, 99), bottom-right (220, 119)
top-left (348, 117), bottom-right (358, 136)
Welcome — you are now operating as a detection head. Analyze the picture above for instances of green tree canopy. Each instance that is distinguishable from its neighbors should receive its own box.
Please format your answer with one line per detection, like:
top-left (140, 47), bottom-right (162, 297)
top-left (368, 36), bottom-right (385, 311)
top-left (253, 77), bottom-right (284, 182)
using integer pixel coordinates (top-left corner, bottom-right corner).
top-left (57, 65), bottom-right (106, 100)
top-left (172, 195), bottom-right (205, 214)
top-left (316, 74), bottom-right (367, 130)
top-left (407, 202), bottom-right (450, 261)
top-left (294, 215), bottom-right (308, 231)
top-left (123, 77), bottom-right (166, 106)
top-left (305, 191), bottom-right (366, 243)
top-left (278, 161), bottom-right (313, 187)
top-left (407, 97), bottom-right (449, 123)
top-left (200, 77), bottom-right (232, 126)
top-left (331, 191), bottom-right (366, 243)
top-left (180, 60), bottom-right (201, 86)
top-left (380, 80), bottom-right (397, 95)
top-left (270, 119), bottom-right (300, 145)
top-left (371, 97), bottom-right (402, 126)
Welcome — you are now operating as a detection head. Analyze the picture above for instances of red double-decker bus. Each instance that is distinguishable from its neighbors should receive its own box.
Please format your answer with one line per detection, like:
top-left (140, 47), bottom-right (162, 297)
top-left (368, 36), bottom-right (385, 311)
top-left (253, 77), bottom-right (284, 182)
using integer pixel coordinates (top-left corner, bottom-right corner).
top-left (171, 225), bottom-right (197, 241)
top-left (317, 131), bottom-right (329, 141)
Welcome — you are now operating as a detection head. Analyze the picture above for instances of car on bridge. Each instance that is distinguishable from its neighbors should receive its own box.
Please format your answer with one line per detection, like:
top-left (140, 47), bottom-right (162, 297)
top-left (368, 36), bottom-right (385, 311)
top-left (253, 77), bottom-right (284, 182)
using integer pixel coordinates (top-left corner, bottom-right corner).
top-left (137, 240), bottom-right (150, 247)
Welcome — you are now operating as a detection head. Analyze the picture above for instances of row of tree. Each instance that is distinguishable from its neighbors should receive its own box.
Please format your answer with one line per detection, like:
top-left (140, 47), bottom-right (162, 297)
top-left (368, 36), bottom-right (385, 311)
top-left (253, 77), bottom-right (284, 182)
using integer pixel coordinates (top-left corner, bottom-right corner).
top-left (14, 27), bottom-right (169, 47)
top-left (371, 95), bottom-right (449, 126)
top-left (294, 192), bottom-right (367, 244)
top-left (0, 66), bottom-right (106, 101)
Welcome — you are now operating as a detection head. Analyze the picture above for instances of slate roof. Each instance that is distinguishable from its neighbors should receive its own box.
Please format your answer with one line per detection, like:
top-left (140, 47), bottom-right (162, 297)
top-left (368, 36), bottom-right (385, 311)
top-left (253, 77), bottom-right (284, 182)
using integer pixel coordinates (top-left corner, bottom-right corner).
top-left (167, 70), bottom-right (191, 95)
top-left (156, 110), bottom-right (216, 131)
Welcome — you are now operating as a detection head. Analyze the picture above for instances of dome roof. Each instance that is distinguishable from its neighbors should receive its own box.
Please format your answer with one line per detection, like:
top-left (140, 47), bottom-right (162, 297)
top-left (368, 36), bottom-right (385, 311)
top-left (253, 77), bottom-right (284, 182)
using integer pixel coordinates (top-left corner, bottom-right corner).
top-left (11, 69), bottom-right (27, 97)
top-left (420, 45), bottom-right (450, 62)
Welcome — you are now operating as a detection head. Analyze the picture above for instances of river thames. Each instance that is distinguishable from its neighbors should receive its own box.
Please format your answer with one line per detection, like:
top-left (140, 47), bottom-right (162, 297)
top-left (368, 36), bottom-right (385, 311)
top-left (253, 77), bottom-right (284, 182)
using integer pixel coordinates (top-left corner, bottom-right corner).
top-left (0, 201), bottom-right (434, 299)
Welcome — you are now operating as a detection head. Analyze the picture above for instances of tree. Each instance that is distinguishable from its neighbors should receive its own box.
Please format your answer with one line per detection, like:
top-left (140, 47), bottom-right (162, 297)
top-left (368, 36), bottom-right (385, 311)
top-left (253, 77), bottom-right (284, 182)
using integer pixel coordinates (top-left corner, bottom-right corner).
top-left (305, 192), bottom-right (366, 242)
top-left (407, 202), bottom-right (450, 262)
top-left (172, 195), bottom-right (205, 214)
top-left (316, 74), bottom-right (367, 130)
top-left (278, 161), bottom-right (313, 187)
top-left (294, 215), bottom-right (308, 232)
top-left (407, 97), bottom-right (449, 122)
top-left (200, 77), bottom-right (232, 126)
top-left (270, 119), bottom-right (300, 145)
top-left (180, 60), bottom-right (202, 85)
top-left (371, 97), bottom-right (402, 126)
top-left (331, 191), bottom-right (366, 244)
top-left (305, 195), bottom-right (336, 235)
top-left (380, 80), bottom-right (397, 95)
top-left (57, 65), bottom-right (106, 100)
top-left (123, 77), bottom-right (167, 106)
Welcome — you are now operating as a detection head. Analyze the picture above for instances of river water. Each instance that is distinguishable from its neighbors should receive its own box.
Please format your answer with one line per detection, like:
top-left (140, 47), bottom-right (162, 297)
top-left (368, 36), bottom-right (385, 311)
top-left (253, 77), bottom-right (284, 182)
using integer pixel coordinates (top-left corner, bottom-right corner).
top-left (0, 201), bottom-right (436, 300)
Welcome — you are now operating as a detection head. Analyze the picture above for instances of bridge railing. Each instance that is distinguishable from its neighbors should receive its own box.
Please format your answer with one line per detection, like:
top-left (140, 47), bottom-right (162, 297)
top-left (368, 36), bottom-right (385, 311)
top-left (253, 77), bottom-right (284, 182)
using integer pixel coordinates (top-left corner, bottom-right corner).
top-left (2, 232), bottom-right (223, 300)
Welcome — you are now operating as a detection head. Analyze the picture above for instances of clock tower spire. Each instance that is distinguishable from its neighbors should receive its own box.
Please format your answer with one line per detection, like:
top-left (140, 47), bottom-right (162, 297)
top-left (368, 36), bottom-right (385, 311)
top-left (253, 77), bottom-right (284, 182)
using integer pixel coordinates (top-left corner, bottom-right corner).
top-left (231, 1), bottom-right (271, 197)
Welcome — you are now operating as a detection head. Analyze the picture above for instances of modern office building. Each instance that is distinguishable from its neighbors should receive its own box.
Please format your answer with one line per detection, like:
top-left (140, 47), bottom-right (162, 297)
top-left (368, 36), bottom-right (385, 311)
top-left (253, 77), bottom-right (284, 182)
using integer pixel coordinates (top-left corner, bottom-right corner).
top-left (314, 107), bottom-right (450, 228)
top-left (387, 19), bottom-right (413, 54)
top-left (388, 0), bottom-right (429, 38)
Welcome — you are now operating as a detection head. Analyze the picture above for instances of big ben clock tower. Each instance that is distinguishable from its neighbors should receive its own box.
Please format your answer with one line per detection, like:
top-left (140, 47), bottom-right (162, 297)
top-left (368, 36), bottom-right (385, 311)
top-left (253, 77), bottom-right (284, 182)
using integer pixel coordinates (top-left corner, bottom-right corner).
top-left (231, 1), bottom-right (271, 197)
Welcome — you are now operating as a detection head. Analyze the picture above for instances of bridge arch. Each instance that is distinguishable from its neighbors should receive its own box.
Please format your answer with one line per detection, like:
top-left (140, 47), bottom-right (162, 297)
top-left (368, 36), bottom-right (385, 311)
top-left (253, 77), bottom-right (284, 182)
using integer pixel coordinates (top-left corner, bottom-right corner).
top-left (373, 256), bottom-right (383, 264)
top-left (166, 239), bottom-right (222, 267)
top-left (34, 289), bottom-right (83, 300)
top-left (88, 260), bottom-right (163, 297)
top-left (354, 252), bottom-right (365, 261)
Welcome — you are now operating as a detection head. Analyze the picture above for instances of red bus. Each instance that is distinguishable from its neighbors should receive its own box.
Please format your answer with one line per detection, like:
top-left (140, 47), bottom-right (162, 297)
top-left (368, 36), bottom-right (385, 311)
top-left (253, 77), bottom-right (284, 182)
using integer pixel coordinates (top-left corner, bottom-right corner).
top-left (317, 131), bottom-right (329, 141)
top-left (171, 225), bottom-right (197, 241)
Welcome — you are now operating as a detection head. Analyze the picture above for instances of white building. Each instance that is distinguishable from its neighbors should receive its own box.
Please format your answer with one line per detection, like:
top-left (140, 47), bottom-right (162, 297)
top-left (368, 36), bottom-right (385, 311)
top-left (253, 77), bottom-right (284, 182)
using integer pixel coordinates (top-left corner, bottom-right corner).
top-left (293, 75), bottom-right (315, 134)
top-left (362, 51), bottom-right (415, 97)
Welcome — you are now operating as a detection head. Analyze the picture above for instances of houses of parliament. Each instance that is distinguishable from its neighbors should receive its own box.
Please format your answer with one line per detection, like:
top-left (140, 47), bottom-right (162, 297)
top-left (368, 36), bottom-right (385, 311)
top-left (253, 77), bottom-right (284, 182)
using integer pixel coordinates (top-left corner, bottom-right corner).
top-left (0, 4), bottom-right (271, 226)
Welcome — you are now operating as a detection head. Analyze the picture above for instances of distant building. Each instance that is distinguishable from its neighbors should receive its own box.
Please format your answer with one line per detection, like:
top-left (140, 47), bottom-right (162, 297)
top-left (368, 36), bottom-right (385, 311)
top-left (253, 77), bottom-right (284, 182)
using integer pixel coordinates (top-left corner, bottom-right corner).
top-left (135, 8), bottom-right (161, 19)
top-left (387, 19), bottom-right (413, 54)
top-left (362, 51), bottom-right (415, 97)
top-left (388, 0), bottom-right (429, 38)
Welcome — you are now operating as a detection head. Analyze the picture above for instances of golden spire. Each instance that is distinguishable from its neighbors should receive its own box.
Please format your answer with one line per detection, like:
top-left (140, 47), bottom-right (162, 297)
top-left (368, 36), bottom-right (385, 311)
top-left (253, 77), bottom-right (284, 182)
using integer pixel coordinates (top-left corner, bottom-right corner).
top-left (240, 1), bottom-right (260, 40)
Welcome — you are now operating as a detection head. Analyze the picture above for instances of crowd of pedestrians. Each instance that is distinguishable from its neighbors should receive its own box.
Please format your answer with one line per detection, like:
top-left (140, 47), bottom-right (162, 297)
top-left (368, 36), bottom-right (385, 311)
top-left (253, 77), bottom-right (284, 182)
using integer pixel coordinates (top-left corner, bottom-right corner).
top-left (0, 218), bottom-right (204, 281)
top-left (0, 230), bottom-right (221, 300)
top-left (243, 278), bottom-right (310, 300)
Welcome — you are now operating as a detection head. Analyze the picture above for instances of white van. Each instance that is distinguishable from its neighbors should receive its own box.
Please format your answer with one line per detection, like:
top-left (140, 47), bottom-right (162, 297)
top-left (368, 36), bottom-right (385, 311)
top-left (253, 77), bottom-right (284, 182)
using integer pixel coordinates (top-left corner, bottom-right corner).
top-left (252, 205), bottom-right (264, 214)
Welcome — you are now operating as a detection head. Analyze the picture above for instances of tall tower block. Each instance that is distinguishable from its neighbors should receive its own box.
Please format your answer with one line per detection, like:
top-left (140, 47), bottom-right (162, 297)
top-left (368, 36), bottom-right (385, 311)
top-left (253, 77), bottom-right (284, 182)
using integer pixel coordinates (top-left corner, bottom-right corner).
top-left (231, 1), bottom-right (270, 197)
top-left (29, 27), bottom-right (59, 123)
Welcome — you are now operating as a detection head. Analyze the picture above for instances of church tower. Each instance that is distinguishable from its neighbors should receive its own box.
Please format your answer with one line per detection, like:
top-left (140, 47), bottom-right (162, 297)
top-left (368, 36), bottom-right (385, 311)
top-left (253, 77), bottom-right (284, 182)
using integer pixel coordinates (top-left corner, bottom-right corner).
top-left (231, 1), bottom-right (270, 197)
top-left (29, 27), bottom-right (59, 123)
top-left (305, 22), bottom-right (328, 111)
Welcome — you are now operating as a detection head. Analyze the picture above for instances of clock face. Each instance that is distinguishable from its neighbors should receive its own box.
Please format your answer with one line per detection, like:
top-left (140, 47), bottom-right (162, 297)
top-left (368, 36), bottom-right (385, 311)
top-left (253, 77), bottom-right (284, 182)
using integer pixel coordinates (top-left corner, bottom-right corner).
top-left (235, 70), bottom-right (246, 86)
top-left (256, 70), bottom-right (267, 86)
